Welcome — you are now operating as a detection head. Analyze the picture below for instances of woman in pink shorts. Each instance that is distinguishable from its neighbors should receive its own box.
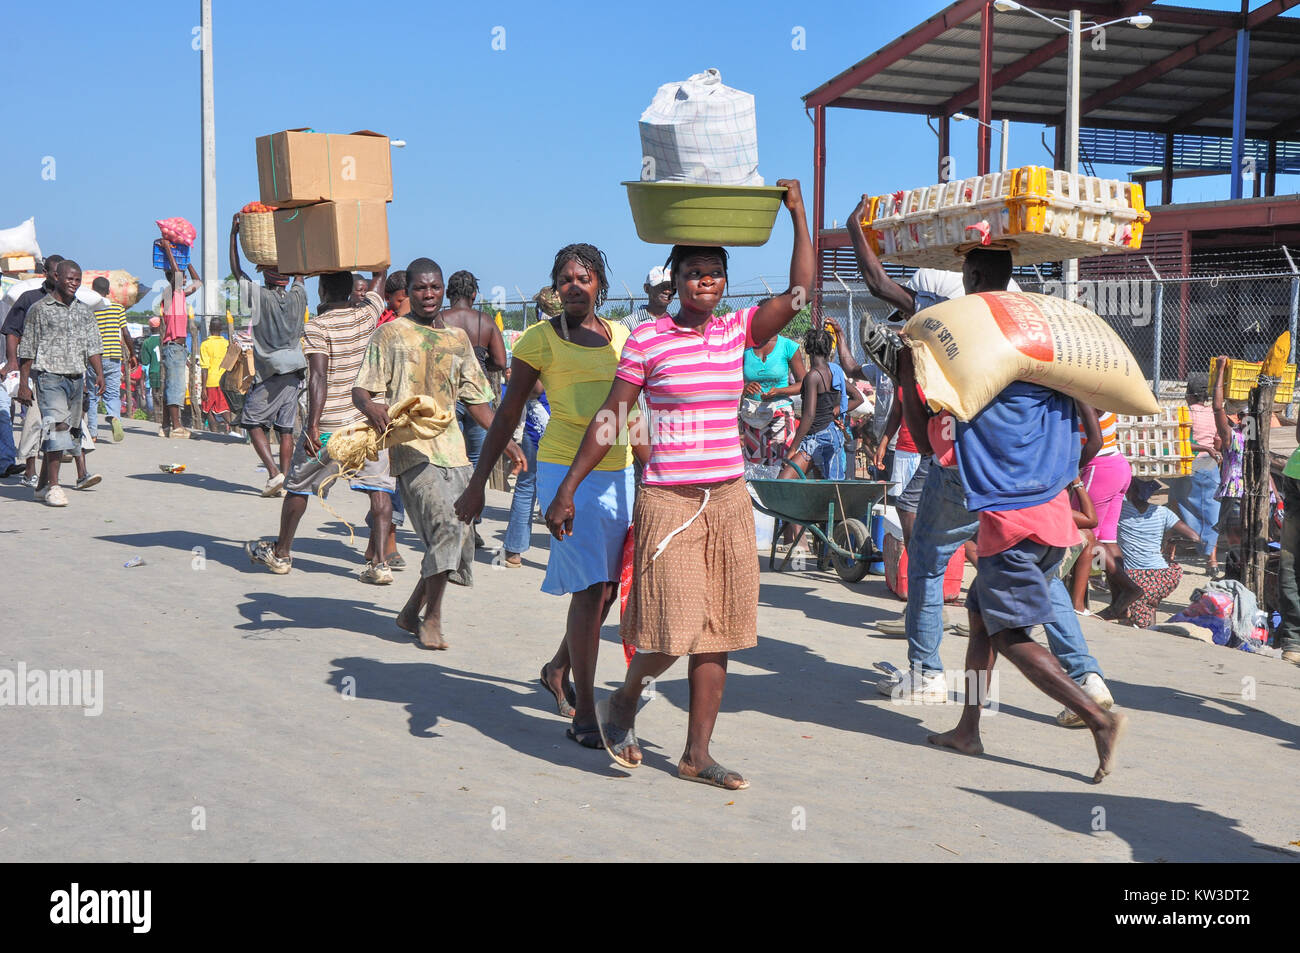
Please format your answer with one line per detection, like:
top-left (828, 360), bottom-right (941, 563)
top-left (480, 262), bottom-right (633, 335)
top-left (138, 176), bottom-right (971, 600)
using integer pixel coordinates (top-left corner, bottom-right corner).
top-left (1076, 407), bottom-right (1142, 614)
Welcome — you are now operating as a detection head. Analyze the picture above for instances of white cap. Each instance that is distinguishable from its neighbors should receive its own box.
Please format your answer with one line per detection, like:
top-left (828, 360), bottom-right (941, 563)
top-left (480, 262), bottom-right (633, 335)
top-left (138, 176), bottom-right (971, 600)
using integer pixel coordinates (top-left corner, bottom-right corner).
top-left (645, 266), bottom-right (671, 287)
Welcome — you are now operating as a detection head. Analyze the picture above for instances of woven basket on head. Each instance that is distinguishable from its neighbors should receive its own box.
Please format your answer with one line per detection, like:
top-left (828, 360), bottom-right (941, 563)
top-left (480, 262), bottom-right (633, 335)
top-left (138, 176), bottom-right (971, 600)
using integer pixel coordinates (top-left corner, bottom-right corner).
top-left (239, 212), bottom-right (278, 266)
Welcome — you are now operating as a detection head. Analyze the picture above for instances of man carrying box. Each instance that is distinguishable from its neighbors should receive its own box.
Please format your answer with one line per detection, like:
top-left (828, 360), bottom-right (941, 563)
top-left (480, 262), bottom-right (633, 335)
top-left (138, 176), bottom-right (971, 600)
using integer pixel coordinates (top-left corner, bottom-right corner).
top-left (230, 213), bottom-right (307, 497)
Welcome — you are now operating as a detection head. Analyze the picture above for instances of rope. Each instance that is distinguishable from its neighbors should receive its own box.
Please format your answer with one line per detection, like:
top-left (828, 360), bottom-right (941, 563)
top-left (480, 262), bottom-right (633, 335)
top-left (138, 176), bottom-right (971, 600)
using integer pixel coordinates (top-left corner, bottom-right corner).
top-left (650, 488), bottom-right (710, 562)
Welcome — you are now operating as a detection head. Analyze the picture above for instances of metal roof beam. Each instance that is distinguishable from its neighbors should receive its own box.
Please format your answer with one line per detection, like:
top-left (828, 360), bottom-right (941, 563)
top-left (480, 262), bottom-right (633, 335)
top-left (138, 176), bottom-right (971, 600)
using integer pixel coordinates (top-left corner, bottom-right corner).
top-left (1079, 26), bottom-right (1237, 116)
top-left (940, 0), bottom-right (1149, 116)
top-left (1167, 58), bottom-right (1300, 130)
top-left (803, 0), bottom-right (989, 107)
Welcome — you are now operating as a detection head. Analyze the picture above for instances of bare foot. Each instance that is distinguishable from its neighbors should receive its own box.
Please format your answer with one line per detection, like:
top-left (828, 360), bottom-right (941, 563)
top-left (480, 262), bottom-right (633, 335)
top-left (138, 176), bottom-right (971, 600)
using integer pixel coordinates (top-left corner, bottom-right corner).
top-left (417, 616), bottom-right (449, 650)
top-left (606, 691), bottom-right (643, 765)
top-left (396, 605), bottom-right (419, 635)
top-left (1092, 710), bottom-right (1127, 783)
top-left (927, 728), bottom-right (985, 756)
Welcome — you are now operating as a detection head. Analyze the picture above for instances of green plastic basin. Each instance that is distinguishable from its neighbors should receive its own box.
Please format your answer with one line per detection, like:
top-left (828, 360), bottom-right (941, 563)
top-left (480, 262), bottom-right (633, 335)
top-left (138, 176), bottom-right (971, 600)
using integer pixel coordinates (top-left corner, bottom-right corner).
top-left (623, 181), bottom-right (787, 247)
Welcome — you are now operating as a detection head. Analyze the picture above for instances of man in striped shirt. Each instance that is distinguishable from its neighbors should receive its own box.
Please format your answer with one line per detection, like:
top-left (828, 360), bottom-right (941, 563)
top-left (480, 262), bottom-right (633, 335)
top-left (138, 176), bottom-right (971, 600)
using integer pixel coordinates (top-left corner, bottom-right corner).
top-left (246, 270), bottom-right (401, 584)
top-left (87, 278), bottom-right (131, 443)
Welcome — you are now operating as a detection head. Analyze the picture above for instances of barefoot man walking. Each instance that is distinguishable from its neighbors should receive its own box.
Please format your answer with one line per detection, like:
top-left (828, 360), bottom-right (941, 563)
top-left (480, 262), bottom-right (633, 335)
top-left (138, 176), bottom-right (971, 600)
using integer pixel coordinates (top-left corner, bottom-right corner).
top-left (351, 259), bottom-right (524, 649)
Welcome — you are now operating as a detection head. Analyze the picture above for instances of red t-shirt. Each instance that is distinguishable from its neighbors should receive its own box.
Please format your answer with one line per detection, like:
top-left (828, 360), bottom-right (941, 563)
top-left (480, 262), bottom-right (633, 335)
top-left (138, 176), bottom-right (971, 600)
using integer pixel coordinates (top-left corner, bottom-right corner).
top-left (927, 409), bottom-right (1079, 557)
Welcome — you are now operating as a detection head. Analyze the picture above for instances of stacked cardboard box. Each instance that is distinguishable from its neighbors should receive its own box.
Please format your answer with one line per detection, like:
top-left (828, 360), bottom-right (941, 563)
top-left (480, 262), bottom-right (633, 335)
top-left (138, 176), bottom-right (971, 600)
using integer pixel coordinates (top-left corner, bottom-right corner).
top-left (256, 129), bottom-right (392, 274)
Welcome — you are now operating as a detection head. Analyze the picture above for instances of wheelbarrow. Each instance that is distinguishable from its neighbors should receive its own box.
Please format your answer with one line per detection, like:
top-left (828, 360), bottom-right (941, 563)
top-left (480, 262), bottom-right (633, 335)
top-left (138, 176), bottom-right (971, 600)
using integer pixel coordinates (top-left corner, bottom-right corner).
top-left (748, 471), bottom-right (891, 582)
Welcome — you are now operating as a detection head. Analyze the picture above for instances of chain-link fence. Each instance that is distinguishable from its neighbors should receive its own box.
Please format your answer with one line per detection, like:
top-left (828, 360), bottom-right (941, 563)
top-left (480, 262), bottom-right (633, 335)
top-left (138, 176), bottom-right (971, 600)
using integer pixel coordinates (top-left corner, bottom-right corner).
top-left (505, 271), bottom-right (1300, 403)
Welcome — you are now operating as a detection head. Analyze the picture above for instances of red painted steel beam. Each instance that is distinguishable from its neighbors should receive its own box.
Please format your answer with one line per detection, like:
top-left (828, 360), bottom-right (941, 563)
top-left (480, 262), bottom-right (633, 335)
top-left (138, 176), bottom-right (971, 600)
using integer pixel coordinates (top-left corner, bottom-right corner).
top-left (803, 0), bottom-right (990, 107)
top-left (1080, 26), bottom-right (1237, 115)
top-left (978, 2), bottom-right (993, 175)
top-left (813, 105), bottom-right (827, 297)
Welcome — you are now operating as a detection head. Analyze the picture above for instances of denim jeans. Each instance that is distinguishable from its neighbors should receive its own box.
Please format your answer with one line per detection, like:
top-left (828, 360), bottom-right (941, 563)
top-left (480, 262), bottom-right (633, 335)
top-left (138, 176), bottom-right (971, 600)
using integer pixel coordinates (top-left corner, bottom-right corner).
top-left (904, 462), bottom-right (1102, 681)
top-left (162, 342), bottom-right (187, 407)
top-left (1275, 474), bottom-right (1300, 652)
top-left (0, 395), bottom-right (15, 470)
top-left (456, 401), bottom-right (487, 468)
top-left (504, 432), bottom-right (540, 555)
top-left (34, 373), bottom-right (85, 454)
top-left (84, 358), bottom-right (122, 440)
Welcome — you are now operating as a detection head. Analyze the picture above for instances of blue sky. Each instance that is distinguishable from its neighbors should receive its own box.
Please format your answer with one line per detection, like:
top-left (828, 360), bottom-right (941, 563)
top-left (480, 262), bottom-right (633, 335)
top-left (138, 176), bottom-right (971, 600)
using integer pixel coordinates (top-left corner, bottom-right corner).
top-left (4, 0), bottom-right (1295, 308)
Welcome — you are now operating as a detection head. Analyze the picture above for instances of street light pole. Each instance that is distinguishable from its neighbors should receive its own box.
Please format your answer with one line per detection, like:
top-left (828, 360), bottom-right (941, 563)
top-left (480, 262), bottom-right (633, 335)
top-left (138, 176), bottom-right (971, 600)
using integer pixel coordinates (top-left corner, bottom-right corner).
top-left (1000, 118), bottom-right (1009, 172)
top-left (200, 0), bottom-right (218, 320)
top-left (1064, 7), bottom-right (1081, 291)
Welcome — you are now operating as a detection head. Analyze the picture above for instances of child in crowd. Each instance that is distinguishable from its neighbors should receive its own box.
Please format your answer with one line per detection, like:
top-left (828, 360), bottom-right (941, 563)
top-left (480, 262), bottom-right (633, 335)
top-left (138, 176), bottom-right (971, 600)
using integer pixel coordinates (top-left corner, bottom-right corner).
top-left (1211, 355), bottom-right (1246, 573)
top-left (198, 317), bottom-right (233, 433)
top-left (1113, 479), bottom-right (1200, 628)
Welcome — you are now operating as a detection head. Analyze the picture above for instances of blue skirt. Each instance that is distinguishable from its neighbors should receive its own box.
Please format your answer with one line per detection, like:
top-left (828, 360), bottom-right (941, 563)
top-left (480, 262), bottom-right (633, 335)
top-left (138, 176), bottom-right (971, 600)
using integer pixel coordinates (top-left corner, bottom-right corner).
top-left (536, 461), bottom-right (634, 595)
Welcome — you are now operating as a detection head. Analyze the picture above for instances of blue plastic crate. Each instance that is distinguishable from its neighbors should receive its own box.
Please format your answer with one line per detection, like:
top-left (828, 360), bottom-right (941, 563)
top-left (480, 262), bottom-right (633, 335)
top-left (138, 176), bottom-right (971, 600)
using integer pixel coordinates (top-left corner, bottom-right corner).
top-left (152, 240), bottom-right (191, 270)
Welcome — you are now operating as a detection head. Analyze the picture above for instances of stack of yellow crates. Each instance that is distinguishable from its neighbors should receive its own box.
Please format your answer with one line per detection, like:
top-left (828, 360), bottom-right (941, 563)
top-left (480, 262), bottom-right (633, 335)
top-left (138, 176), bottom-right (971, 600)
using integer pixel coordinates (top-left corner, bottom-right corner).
top-left (860, 166), bottom-right (1151, 269)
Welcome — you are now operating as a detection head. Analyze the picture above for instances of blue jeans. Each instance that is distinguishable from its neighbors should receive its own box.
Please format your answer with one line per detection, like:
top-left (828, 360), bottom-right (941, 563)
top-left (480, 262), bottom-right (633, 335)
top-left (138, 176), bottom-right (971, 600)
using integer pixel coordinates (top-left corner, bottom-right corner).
top-left (84, 358), bottom-right (122, 440)
top-left (504, 432), bottom-right (540, 555)
top-left (0, 395), bottom-right (15, 470)
top-left (799, 425), bottom-right (845, 479)
top-left (1167, 459), bottom-right (1220, 556)
top-left (162, 342), bottom-right (187, 407)
top-left (456, 401), bottom-right (487, 468)
top-left (904, 463), bottom-right (1102, 681)
top-left (34, 373), bottom-right (85, 454)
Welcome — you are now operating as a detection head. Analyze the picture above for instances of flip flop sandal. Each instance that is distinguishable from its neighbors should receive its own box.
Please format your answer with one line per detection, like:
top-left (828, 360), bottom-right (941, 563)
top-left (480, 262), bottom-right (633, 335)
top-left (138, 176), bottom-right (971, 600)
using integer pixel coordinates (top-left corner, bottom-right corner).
top-left (595, 698), bottom-right (640, 769)
top-left (539, 665), bottom-right (577, 718)
top-left (679, 763), bottom-right (750, 790)
top-left (566, 722), bottom-right (605, 749)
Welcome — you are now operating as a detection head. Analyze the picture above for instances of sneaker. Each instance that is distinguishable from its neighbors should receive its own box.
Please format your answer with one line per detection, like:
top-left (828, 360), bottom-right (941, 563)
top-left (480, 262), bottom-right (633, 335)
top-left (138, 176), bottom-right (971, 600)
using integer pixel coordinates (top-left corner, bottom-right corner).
top-left (1056, 672), bottom-right (1114, 728)
top-left (246, 539), bottom-right (291, 574)
top-left (75, 473), bottom-right (102, 490)
top-left (875, 614), bottom-right (908, 637)
top-left (39, 484), bottom-right (69, 507)
top-left (262, 473), bottom-right (285, 498)
top-left (387, 552), bottom-right (406, 571)
top-left (2, 463), bottom-right (25, 478)
top-left (360, 561), bottom-right (394, 585)
top-left (504, 551), bottom-right (522, 568)
top-left (111, 418), bottom-right (124, 442)
top-left (20, 474), bottom-right (38, 489)
top-left (170, 427), bottom-right (192, 439)
top-left (878, 668), bottom-right (948, 703)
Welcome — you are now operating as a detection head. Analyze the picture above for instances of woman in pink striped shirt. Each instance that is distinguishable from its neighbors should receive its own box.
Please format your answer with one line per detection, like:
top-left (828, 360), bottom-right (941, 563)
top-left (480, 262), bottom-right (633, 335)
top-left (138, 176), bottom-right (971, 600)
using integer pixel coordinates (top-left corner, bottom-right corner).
top-left (544, 179), bottom-right (812, 791)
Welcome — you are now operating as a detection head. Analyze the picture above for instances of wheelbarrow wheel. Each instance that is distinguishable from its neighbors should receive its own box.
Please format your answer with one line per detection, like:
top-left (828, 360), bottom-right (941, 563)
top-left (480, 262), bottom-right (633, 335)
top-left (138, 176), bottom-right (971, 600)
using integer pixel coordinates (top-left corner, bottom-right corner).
top-left (831, 518), bottom-right (871, 582)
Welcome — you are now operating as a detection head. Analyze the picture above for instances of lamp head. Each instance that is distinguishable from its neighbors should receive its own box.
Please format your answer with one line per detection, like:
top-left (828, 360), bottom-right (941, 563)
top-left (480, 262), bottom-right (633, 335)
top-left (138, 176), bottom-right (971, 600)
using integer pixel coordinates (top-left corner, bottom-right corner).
top-left (1129, 13), bottom-right (1153, 28)
top-left (993, 0), bottom-right (1022, 12)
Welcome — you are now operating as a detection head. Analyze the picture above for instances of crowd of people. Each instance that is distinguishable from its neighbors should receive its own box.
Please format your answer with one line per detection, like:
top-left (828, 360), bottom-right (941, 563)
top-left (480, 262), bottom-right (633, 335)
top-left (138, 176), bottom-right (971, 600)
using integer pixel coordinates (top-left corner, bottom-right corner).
top-left (6, 175), bottom-right (1299, 793)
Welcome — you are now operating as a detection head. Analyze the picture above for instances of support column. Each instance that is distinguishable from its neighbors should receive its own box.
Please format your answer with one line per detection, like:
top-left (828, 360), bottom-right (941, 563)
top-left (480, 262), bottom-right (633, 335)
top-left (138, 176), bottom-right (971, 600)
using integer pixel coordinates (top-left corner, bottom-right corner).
top-left (978, 1), bottom-right (993, 176)
top-left (1266, 138), bottom-right (1278, 197)
top-left (1230, 27), bottom-right (1250, 200)
top-left (813, 105), bottom-right (826, 301)
top-left (938, 114), bottom-right (951, 181)
top-left (1162, 132), bottom-right (1174, 205)
top-left (1178, 229), bottom-right (1191, 379)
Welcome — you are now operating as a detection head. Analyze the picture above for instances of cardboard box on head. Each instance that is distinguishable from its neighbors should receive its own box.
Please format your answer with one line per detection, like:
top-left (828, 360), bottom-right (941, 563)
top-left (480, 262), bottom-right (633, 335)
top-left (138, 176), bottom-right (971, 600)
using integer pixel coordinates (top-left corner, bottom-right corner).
top-left (256, 130), bottom-right (393, 209)
top-left (272, 200), bottom-right (390, 275)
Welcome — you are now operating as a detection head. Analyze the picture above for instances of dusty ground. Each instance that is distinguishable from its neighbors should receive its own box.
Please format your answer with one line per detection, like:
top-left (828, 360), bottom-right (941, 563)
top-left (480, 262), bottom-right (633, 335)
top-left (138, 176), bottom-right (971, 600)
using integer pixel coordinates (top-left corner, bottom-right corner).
top-left (2, 420), bottom-right (1297, 862)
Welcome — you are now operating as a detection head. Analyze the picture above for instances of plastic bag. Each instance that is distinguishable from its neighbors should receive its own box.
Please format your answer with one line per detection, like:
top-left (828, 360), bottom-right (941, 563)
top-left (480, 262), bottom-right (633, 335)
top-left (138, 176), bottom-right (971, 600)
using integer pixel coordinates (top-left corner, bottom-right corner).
top-left (0, 217), bottom-right (41, 259)
top-left (638, 69), bottom-right (761, 186)
top-left (156, 217), bottom-right (196, 246)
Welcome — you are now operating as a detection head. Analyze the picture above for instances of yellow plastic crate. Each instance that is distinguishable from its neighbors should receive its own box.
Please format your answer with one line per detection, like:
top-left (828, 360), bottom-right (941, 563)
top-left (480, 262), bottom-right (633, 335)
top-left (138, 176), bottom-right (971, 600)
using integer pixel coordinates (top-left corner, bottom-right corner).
top-left (1211, 358), bottom-right (1296, 403)
top-left (859, 165), bottom-right (1151, 269)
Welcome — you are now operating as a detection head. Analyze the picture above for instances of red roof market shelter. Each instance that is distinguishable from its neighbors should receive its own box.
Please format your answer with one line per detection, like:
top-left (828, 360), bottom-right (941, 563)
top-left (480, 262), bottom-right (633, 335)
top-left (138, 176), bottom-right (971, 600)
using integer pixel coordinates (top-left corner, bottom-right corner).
top-left (803, 0), bottom-right (1300, 296)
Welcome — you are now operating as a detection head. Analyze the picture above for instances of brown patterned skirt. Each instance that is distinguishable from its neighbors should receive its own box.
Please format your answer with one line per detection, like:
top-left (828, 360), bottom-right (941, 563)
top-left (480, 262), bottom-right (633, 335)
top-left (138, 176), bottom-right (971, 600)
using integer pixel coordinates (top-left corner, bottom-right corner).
top-left (620, 477), bottom-right (759, 656)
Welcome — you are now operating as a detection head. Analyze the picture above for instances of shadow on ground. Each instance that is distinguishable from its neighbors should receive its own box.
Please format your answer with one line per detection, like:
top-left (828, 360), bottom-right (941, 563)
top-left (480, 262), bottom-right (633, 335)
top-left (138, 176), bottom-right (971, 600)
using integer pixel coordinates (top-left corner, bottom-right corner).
top-left (96, 529), bottom-right (360, 579)
top-left (964, 788), bottom-right (1299, 861)
top-left (325, 655), bottom-right (644, 775)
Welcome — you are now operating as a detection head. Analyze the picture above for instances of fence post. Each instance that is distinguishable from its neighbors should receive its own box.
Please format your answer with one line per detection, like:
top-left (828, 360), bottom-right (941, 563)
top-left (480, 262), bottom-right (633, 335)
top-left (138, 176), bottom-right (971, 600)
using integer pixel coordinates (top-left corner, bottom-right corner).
top-left (1144, 257), bottom-right (1163, 394)
top-left (1283, 246), bottom-right (1299, 364)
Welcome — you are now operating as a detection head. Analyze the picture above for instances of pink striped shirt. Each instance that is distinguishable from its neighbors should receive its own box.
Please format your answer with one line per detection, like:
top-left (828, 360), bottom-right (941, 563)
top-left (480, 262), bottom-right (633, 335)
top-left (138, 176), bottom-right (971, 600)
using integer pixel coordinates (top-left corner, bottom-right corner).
top-left (615, 308), bottom-right (756, 485)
